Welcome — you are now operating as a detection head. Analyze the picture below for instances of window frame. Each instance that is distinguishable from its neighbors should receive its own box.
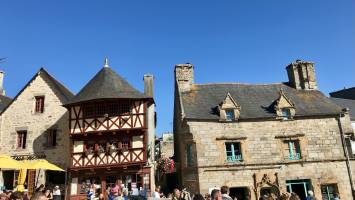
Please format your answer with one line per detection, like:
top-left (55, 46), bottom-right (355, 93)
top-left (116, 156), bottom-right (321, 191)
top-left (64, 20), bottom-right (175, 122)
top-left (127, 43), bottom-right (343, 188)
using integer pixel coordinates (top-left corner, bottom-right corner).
top-left (186, 143), bottom-right (193, 167)
top-left (281, 108), bottom-right (291, 120)
top-left (225, 142), bottom-right (243, 162)
top-left (320, 184), bottom-right (338, 200)
top-left (46, 129), bottom-right (57, 147)
top-left (34, 96), bottom-right (45, 113)
top-left (17, 131), bottom-right (27, 149)
top-left (284, 140), bottom-right (301, 160)
top-left (225, 109), bottom-right (235, 121)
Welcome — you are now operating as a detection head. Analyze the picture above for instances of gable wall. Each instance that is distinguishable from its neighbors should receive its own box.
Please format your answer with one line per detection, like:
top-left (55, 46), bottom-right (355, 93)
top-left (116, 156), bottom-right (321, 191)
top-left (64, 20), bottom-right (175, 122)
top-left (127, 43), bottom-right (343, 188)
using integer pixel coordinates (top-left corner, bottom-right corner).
top-left (0, 73), bottom-right (69, 169)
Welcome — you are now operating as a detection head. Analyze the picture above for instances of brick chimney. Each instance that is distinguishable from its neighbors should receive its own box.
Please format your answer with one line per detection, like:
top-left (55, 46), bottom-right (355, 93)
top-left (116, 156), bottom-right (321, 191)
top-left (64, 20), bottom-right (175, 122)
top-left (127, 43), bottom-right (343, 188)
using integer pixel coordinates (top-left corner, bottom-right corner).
top-left (286, 60), bottom-right (318, 90)
top-left (175, 63), bottom-right (194, 93)
top-left (0, 71), bottom-right (5, 95)
top-left (143, 74), bottom-right (154, 97)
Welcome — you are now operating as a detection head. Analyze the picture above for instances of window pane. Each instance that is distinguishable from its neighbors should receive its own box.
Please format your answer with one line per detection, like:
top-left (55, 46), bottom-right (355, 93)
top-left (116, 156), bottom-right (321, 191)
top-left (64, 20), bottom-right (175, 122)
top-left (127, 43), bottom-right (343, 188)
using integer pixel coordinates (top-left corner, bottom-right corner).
top-left (226, 110), bottom-right (234, 121)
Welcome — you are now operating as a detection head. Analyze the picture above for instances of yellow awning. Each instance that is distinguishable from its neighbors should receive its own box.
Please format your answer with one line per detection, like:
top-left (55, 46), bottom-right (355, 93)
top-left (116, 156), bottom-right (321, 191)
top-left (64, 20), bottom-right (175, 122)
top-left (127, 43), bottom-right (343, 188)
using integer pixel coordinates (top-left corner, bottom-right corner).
top-left (0, 155), bottom-right (23, 169)
top-left (21, 159), bottom-right (65, 171)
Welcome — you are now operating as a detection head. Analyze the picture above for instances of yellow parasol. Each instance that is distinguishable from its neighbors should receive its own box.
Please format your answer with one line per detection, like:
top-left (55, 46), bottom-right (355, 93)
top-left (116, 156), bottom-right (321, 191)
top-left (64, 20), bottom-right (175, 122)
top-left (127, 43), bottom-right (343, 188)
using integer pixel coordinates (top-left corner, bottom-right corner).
top-left (0, 155), bottom-right (23, 169)
top-left (14, 169), bottom-right (27, 192)
top-left (21, 159), bottom-right (65, 171)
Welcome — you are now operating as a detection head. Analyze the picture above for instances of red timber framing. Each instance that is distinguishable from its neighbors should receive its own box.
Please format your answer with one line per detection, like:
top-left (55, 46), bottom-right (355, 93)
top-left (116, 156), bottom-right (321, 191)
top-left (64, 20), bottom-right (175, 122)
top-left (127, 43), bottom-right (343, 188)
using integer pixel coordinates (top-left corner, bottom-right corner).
top-left (69, 100), bottom-right (147, 135)
top-left (70, 130), bottom-right (148, 169)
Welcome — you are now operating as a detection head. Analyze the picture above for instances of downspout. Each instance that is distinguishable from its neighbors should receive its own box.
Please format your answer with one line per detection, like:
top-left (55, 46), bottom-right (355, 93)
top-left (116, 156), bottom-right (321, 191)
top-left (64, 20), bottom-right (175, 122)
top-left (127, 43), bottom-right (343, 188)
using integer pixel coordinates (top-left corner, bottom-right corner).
top-left (336, 112), bottom-right (355, 198)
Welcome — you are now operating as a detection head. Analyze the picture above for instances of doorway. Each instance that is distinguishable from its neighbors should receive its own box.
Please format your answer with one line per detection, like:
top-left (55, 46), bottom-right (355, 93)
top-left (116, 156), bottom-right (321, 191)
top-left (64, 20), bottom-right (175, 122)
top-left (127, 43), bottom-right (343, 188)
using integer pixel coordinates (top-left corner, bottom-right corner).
top-left (286, 179), bottom-right (311, 200)
top-left (3, 170), bottom-right (15, 190)
top-left (229, 187), bottom-right (249, 200)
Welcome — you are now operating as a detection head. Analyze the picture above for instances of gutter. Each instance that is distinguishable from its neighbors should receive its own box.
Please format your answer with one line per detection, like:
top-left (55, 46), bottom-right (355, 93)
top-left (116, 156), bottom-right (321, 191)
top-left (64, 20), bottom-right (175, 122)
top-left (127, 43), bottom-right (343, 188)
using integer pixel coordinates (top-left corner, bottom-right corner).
top-left (336, 111), bottom-right (355, 198)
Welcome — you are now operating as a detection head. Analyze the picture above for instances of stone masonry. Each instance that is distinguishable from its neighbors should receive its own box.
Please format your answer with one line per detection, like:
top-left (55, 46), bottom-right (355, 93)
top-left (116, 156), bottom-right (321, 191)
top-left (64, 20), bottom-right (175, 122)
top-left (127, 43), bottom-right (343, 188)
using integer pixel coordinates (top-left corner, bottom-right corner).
top-left (0, 69), bottom-right (72, 185)
top-left (174, 61), bottom-right (355, 200)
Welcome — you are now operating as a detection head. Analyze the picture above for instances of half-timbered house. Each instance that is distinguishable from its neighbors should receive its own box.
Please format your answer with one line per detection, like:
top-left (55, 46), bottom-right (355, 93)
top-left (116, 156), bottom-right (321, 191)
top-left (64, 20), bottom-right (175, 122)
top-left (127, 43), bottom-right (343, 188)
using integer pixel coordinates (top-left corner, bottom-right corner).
top-left (64, 59), bottom-right (156, 200)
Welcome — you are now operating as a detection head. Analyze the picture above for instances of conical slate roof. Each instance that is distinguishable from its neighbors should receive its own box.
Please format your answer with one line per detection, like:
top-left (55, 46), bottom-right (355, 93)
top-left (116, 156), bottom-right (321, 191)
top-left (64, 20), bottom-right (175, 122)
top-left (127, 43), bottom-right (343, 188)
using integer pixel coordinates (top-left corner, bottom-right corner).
top-left (66, 66), bottom-right (150, 105)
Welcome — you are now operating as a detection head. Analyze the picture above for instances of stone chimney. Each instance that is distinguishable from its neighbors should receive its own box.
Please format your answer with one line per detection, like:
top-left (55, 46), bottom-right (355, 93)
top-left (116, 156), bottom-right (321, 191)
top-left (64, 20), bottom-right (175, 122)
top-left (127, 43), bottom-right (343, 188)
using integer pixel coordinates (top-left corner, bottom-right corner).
top-left (286, 60), bottom-right (318, 90)
top-left (144, 74), bottom-right (154, 97)
top-left (0, 71), bottom-right (5, 95)
top-left (175, 63), bottom-right (194, 93)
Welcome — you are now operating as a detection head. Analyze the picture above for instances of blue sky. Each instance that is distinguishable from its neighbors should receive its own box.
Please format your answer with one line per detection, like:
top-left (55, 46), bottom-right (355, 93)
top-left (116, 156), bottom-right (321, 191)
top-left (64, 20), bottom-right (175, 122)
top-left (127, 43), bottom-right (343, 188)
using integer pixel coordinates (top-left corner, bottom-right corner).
top-left (1, 1), bottom-right (354, 136)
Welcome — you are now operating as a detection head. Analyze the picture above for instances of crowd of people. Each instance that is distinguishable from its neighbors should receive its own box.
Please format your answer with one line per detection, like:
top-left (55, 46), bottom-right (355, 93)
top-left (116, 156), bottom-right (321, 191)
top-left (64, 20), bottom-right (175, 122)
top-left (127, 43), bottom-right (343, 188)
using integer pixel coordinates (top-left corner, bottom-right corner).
top-left (150, 185), bottom-right (341, 200)
top-left (0, 184), bottom-right (62, 200)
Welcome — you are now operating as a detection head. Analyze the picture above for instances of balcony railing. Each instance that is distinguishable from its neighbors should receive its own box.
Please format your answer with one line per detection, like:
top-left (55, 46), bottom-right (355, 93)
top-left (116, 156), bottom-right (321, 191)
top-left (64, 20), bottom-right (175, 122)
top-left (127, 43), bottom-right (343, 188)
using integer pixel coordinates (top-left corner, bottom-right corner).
top-left (71, 148), bottom-right (145, 168)
top-left (226, 155), bottom-right (243, 162)
top-left (285, 153), bottom-right (301, 160)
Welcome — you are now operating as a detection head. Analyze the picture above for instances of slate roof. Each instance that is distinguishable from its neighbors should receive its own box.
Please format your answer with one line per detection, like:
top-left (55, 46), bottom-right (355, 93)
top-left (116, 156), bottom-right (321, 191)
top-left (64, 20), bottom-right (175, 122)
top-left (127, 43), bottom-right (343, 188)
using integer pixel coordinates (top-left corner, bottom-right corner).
top-left (180, 83), bottom-right (342, 120)
top-left (330, 97), bottom-right (355, 121)
top-left (40, 68), bottom-right (74, 103)
top-left (0, 95), bottom-right (12, 112)
top-left (330, 87), bottom-right (355, 100)
top-left (65, 67), bottom-right (150, 105)
top-left (0, 68), bottom-right (74, 114)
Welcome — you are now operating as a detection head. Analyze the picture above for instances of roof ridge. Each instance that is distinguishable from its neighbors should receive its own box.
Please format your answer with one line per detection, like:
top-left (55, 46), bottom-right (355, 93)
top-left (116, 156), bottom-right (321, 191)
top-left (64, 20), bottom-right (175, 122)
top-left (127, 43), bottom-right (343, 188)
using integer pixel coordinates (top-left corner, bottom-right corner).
top-left (330, 86), bottom-right (355, 93)
top-left (193, 82), bottom-right (286, 86)
top-left (39, 68), bottom-right (75, 102)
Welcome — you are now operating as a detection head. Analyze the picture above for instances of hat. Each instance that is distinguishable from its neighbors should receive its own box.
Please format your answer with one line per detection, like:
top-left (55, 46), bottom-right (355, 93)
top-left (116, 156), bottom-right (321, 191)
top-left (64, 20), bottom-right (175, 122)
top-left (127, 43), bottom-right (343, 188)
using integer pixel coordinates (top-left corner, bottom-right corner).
top-left (55, 186), bottom-right (59, 189)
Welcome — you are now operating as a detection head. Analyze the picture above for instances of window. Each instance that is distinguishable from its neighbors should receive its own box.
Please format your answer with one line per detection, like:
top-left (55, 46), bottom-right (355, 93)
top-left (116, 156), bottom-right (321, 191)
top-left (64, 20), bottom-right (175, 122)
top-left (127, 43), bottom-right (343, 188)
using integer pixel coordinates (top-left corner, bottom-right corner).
top-left (225, 110), bottom-right (234, 121)
top-left (284, 140), bottom-right (301, 160)
top-left (281, 108), bottom-right (291, 120)
top-left (17, 131), bottom-right (27, 149)
top-left (46, 129), bottom-right (57, 147)
top-left (82, 101), bottom-right (131, 118)
top-left (35, 96), bottom-right (45, 113)
top-left (225, 142), bottom-right (243, 162)
top-left (321, 184), bottom-right (338, 200)
top-left (187, 144), bottom-right (193, 167)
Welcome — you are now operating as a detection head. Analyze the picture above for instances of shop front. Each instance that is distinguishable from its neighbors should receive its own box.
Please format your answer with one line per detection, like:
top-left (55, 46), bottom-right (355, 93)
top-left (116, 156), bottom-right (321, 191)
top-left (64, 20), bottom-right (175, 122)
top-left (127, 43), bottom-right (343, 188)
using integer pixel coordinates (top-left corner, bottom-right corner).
top-left (68, 165), bottom-right (151, 200)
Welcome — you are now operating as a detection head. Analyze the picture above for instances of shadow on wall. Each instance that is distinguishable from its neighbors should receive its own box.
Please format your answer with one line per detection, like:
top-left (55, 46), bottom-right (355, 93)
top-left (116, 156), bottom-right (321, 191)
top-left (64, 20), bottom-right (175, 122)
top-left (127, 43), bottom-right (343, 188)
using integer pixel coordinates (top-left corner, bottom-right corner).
top-left (32, 112), bottom-right (70, 169)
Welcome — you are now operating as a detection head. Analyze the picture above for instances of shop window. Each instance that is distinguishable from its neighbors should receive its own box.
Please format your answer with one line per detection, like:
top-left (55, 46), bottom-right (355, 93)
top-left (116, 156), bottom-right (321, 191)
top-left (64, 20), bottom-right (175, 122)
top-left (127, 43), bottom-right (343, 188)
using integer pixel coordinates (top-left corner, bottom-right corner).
top-left (321, 184), bottom-right (338, 200)
top-left (17, 131), bottom-right (27, 149)
top-left (35, 96), bottom-right (45, 113)
top-left (284, 140), bottom-right (301, 160)
top-left (225, 142), bottom-right (243, 162)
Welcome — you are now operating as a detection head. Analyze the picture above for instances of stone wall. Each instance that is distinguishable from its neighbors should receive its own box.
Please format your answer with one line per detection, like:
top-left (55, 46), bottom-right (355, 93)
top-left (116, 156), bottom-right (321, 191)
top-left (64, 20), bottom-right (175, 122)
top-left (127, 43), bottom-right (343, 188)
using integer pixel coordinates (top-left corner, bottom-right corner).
top-left (176, 117), bottom-right (354, 199)
top-left (0, 73), bottom-right (70, 169)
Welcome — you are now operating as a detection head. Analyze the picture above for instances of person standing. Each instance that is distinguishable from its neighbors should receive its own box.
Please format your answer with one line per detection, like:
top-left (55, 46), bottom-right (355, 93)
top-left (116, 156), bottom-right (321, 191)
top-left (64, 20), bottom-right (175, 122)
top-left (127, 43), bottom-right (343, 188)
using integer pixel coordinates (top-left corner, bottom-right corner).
top-left (52, 186), bottom-right (61, 200)
top-left (220, 186), bottom-right (232, 200)
top-left (152, 186), bottom-right (161, 199)
top-left (211, 189), bottom-right (222, 200)
top-left (306, 191), bottom-right (317, 200)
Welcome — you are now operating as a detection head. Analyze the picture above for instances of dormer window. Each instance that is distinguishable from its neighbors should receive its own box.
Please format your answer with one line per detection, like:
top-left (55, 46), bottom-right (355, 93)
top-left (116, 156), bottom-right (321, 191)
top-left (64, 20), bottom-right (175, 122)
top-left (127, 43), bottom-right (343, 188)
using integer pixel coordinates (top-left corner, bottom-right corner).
top-left (281, 108), bottom-right (291, 120)
top-left (225, 109), bottom-right (234, 121)
top-left (274, 90), bottom-right (295, 120)
top-left (218, 93), bottom-right (241, 122)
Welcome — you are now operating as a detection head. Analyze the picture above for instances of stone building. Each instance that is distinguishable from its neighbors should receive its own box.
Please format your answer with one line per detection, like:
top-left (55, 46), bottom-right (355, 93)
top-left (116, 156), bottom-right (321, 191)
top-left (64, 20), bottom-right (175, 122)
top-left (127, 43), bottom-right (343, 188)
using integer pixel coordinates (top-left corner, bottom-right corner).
top-left (330, 87), bottom-right (355, 194)
top-left (173, 60), bottom-right (355, 200)
top-left (0, 68), bottom-right (74, 193)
